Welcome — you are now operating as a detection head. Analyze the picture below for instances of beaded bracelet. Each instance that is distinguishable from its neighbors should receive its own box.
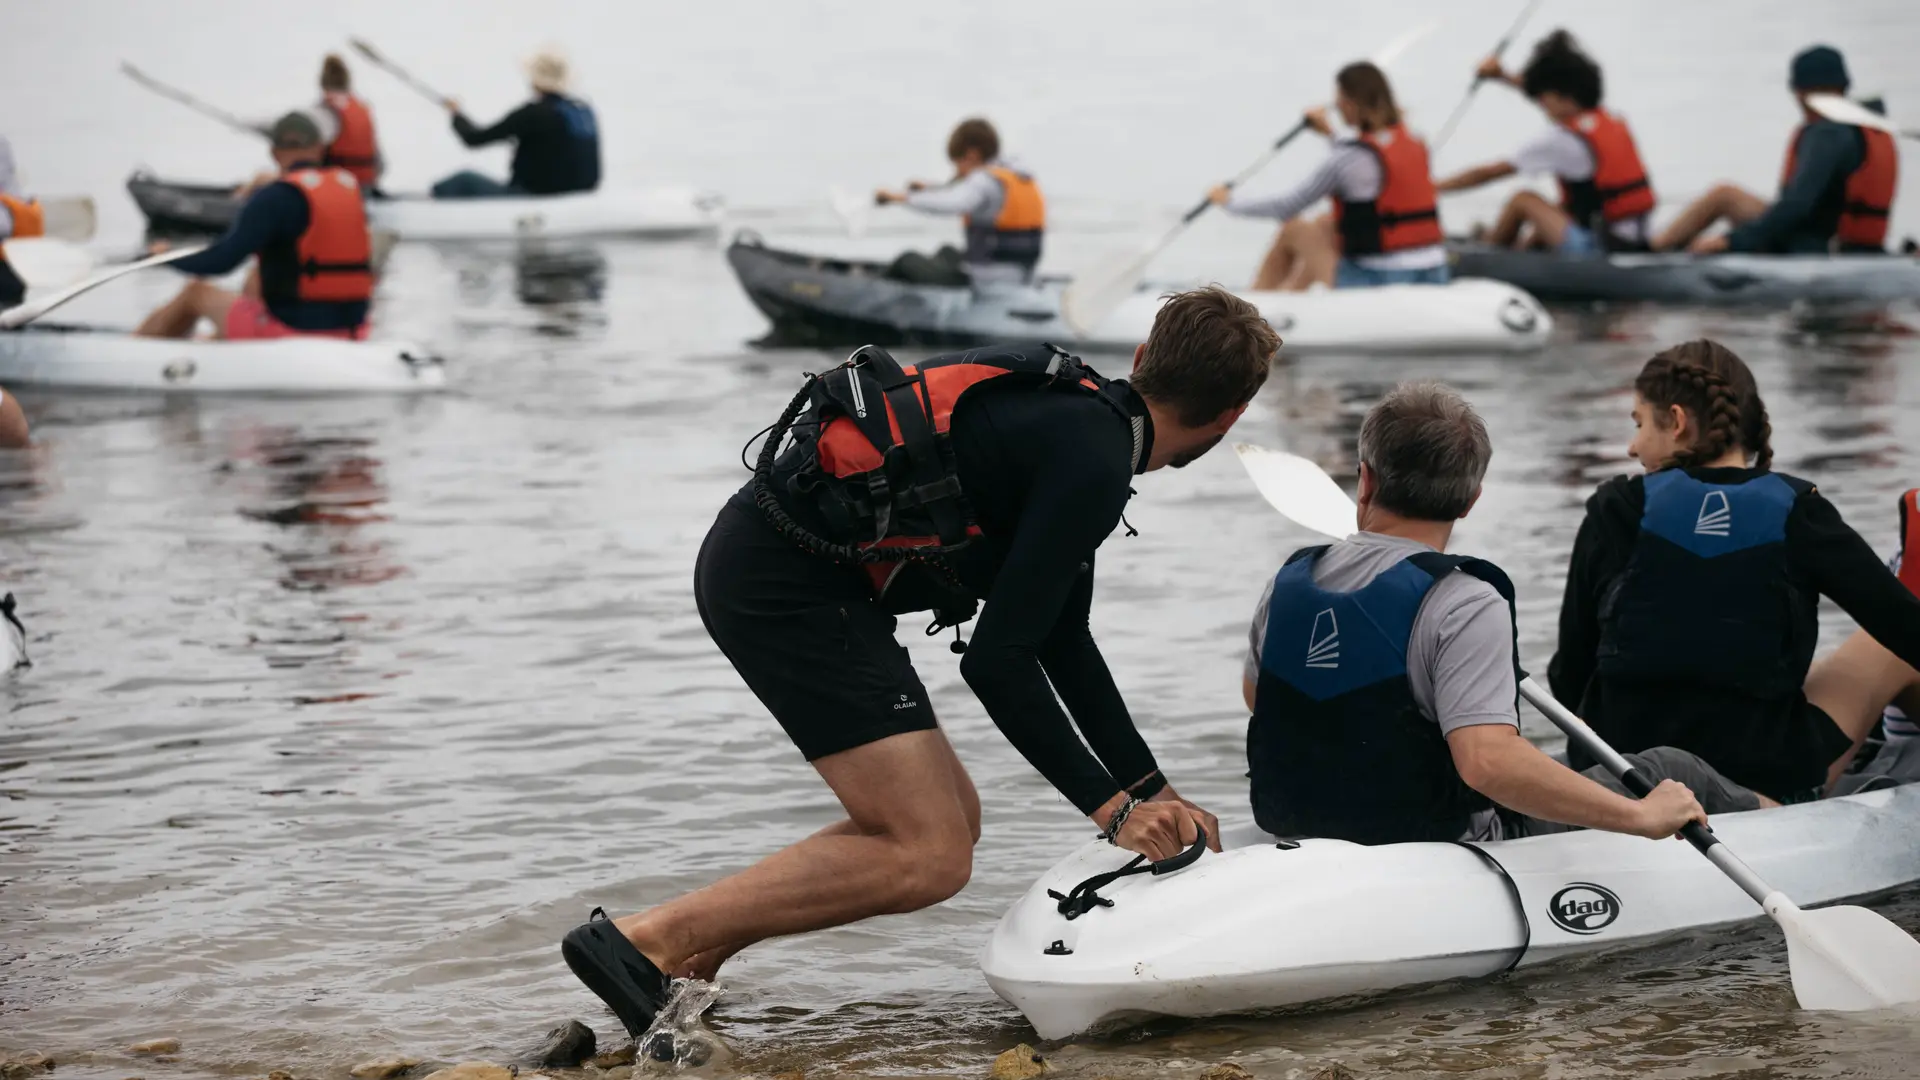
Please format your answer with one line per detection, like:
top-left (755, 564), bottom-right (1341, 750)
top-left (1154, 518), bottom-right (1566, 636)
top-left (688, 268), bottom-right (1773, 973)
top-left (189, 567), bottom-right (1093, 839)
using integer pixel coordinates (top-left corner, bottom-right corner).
top-left (1103, 796), bottom-right (1141, 846)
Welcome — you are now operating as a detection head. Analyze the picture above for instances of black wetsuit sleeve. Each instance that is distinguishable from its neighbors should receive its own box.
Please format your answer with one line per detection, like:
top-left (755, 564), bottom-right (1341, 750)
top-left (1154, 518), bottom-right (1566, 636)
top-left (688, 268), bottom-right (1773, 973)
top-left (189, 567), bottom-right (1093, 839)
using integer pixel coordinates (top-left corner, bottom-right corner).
top-left (1548, 480), bottom-right (1636, 706)
top-left (959, 434), bottom-right (1139, 816)
top-left (169, 183), bottom-right (307, 277)
top-left (452, 105), bottom-right (537, 148)
top-left (1790, 490), bottom-right (1920, 670)
top-left (1036, 556), bottom-right (1162, 793)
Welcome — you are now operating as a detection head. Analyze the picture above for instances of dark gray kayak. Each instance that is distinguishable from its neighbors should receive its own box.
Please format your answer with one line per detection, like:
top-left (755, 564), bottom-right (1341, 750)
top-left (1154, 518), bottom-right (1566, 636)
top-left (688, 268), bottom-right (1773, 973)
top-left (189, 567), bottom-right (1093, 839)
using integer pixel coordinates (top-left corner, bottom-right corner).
top-left (1450, 243), bottom-right (1920, 304)
top-left (127, 172), bottom-right (239, 234)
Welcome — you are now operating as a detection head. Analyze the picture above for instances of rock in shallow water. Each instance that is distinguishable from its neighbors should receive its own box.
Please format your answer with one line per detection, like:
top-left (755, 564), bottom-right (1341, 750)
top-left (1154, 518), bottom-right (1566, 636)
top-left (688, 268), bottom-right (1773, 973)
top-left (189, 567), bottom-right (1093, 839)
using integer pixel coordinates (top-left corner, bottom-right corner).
top-left (349, 1059), bottom-right (423, 1080)
top-left (1199, 1065), bottom-right (1255, 1080)
top-left (989, 1044), bottom-right (1050, 1079)
top-left (524, 1019), bottom-right (596, 1069)
top-left (419, 1063), bottom-right (513, 1080)
top-left (1, 1053), bottom-right (55, 1080)
top-left (127, 1039), bottom-right (180, 1056)
top-left (1312, 1066), bottom-right (1358, 1080)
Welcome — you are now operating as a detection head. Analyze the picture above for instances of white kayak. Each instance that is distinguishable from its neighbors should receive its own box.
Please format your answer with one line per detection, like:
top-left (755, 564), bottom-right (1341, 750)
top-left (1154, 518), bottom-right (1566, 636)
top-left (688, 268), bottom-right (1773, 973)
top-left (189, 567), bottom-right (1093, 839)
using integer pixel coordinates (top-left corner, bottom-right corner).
top-left (0, 325), bottom-right (447, 393)
top-left (367, 186), bottom-right (724, 241)
top-left (982, 785), bottom-right (1920, 1038)
top-left (729, 237), bottom-right (1551, 355)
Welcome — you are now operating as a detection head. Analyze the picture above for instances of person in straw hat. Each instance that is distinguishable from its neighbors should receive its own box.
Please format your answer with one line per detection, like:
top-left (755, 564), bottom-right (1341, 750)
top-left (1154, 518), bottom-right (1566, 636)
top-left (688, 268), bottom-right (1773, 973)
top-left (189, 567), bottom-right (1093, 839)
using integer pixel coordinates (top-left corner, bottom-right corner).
top-left (432, 47), bottom-right (601, 199)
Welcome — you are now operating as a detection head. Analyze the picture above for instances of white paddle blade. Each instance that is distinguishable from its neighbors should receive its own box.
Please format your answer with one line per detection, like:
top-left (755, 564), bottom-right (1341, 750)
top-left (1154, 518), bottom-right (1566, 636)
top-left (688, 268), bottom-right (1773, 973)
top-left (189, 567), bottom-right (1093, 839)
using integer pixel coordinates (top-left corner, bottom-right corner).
top-left (0, 238), bottom-right (96, 289)
top-left (1774, 901), bottom-right (1920, 1011)
top-left (1235, 443), bottom-right (1357, 539)
top-left (827, 186), bottom-right (869, 240)
top-left (1060, 246), bottom-right (1156, 338)
top-left (1804, 94), bottom-right (1916, 141)
top-left (35, 196), bottom-right (97, 242)
top-left (1373, 18), bottom-right (1442, 70)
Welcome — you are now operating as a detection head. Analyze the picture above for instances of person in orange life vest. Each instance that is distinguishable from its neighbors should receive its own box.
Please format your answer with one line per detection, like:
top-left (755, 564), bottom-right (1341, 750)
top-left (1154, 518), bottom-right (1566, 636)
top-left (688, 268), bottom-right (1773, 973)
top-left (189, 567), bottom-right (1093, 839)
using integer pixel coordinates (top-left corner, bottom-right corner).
top-left (1435, 31), bottom-right (1656, 255)
top-left (136, 113), bottom-right (372, 341)
top-left (316, 54), bottom-right (382, 193)
top-left (875, 117), bottom-right (1045, 286)
top-left (240, 56), bottom-right (383, 199)
top-left (0, 134), bottom-right (44, 309)
top-left (1207, 62), bottom-right (1447, 291)
top-left (1655, 45), bottom-right (1897, 254)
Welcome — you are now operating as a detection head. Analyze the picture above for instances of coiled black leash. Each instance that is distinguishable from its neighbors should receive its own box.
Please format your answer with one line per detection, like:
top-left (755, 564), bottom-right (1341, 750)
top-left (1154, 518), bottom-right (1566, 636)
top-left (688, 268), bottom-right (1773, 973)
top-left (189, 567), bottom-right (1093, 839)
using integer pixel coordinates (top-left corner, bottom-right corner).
top-left (1047, 828), bottom-right (1207, 920)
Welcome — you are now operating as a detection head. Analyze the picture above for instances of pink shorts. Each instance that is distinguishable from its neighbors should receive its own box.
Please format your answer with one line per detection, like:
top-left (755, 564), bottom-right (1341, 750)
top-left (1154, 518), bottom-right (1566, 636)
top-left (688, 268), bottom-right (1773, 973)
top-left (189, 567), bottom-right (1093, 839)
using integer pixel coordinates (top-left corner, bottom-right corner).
top-left (223, 295), bottom-right (368, 341)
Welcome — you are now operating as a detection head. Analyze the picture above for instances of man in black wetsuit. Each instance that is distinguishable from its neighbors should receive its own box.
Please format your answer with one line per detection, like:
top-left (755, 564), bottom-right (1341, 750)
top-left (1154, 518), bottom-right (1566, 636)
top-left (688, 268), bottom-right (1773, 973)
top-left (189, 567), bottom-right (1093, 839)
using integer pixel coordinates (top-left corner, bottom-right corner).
top-left (560, 288), bottom-right (1282, 1037)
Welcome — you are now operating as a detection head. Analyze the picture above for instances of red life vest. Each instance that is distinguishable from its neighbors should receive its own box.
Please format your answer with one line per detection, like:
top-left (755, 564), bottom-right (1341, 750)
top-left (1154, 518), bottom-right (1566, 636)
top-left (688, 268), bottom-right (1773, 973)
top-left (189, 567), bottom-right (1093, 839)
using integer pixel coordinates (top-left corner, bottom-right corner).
top-left (1898, 488), bottom-right (1920, 596)
top-left (322, 92), bottom-right (380, 189)
top-left (1333, 125), bottom-right (1443, 256)
top-left (0, 192), bottom-right (46, 258)
top-left (1781, 122), bottom-right (1898, 251)
top-left (753, 343), bottom-right (1127, 622)
top-left (260, 166), bottom-right (373, 305)
top-left (1557, 109), bottom-right (1657, 227)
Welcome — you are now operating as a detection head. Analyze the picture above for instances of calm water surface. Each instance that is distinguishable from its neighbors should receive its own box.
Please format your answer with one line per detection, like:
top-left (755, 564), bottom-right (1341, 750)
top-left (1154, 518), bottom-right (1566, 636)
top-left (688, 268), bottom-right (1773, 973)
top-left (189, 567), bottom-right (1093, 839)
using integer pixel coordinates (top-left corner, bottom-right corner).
top-left (3, 3), bottom-right (1920, 1077)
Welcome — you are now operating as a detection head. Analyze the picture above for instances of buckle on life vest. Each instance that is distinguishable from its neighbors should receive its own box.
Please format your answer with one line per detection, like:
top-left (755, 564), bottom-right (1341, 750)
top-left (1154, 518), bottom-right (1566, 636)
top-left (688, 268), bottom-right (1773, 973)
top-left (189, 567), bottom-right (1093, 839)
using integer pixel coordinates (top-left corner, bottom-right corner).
top-left (865, 471), bottom-right (893, 541)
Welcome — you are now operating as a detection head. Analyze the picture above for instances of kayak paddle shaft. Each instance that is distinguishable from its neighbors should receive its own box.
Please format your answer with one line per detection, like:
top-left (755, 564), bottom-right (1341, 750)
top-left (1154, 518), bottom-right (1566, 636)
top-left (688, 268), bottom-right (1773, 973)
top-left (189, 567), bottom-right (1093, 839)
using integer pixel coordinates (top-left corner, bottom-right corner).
top-left (1518, 677), bottom-right (1777, 907)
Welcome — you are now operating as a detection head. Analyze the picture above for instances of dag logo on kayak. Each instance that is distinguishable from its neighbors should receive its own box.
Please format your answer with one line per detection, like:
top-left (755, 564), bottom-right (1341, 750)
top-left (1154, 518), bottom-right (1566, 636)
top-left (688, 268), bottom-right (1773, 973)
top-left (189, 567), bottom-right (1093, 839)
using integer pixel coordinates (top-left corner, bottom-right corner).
top-left (1548, 882), bottom-right (1622, 935)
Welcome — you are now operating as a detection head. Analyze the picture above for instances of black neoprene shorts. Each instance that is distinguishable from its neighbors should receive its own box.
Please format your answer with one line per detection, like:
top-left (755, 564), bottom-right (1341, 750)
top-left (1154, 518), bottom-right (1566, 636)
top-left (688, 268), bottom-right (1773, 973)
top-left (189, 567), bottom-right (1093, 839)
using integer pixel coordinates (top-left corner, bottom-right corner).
top-left (693, 495), bottom-right (938, 761)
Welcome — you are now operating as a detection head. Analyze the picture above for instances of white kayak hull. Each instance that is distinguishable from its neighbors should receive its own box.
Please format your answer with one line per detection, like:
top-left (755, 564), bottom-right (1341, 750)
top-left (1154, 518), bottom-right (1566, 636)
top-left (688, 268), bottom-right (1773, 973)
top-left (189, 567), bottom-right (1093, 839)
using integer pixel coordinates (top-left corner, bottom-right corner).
top-left (728, 237), bottom-right (1550, 355)
top-left (0, 327), bottom-right (447, 393)
top-left (368, 186), bottom-right (724, 241)
top-left (981, 786), bottom-right (1920, 1039)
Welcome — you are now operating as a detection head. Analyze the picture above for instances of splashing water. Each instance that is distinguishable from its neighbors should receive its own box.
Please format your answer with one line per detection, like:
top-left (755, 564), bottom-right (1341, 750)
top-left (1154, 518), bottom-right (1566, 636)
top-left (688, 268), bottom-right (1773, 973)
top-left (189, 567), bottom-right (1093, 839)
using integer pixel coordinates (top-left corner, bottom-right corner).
top-left (637, 979), bottom-right (728, 1071)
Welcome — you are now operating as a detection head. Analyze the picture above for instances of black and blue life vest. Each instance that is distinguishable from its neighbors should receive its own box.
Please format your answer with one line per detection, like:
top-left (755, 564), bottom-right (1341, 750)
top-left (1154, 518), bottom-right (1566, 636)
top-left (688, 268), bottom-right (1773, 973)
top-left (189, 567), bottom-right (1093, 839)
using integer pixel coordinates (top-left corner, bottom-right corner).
top-left (1248, 545), bottom-right (1518, 846)
top-left (1595, 469), bottom-right (1817, 698)
top-left (549, 96), bottom-right (601, 193)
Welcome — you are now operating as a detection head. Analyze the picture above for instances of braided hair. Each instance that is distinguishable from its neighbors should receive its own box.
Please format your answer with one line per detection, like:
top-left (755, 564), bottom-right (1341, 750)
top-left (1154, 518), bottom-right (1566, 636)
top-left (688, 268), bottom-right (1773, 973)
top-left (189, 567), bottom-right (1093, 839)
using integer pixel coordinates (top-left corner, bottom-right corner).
top-left (1633, 339), bottom-right (1774, 471)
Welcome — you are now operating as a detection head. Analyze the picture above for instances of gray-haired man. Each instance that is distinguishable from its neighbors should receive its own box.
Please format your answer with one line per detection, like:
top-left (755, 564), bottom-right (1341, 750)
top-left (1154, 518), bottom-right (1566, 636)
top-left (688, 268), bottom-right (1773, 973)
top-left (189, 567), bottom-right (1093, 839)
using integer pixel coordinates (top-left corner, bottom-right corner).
top-left (1241, 380), bottom-right (1766, 844)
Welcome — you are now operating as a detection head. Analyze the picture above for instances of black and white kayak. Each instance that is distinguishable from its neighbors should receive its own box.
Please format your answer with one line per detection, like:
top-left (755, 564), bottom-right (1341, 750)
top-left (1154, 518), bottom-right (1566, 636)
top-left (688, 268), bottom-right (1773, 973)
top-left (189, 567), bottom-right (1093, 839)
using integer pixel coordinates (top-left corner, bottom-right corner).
top-left (729, 236), bottom-right (1552, 355)
top-left (127, 172), bottom-right (724, 241)
top-left (0, 325), bottom-right (446, 393)
top-left (981, 786), bottom-right (1920, 1038)
top-left (1450, 243), bottom-right (1920, 304)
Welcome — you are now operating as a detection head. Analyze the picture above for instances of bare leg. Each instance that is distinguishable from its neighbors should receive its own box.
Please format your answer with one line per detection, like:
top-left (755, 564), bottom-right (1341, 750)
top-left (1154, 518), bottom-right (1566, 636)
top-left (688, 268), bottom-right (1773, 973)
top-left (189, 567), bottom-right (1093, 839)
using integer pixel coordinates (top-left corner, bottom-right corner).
top-left (1805, 630), bottom-right (1920, 789)
top-left (1250, 223), bottom-right (1297, 292)
top-left (1283, 214), bottom-right (1339, 293)
top-left (670, 732), bottom-right (981, 982)
top-left (613, 728), bottom-right (980, 977)
top-left (1651, 183), bottom-right (1769, 252)
top-left (134, 280), bottom-right (239, 339)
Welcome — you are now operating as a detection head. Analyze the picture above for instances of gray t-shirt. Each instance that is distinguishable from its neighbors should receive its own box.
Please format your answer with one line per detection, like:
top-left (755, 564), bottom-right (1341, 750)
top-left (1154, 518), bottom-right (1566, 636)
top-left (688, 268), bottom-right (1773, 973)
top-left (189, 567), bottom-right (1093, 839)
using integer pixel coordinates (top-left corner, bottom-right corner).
top-left (1245, 532), bottom-right (1519, 839)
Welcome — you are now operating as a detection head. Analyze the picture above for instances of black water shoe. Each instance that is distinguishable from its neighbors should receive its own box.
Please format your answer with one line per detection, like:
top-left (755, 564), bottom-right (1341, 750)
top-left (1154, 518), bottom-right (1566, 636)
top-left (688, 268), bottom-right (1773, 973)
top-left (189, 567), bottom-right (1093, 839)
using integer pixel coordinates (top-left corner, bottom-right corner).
top-left (560, 907), bottom-right (671, 1038)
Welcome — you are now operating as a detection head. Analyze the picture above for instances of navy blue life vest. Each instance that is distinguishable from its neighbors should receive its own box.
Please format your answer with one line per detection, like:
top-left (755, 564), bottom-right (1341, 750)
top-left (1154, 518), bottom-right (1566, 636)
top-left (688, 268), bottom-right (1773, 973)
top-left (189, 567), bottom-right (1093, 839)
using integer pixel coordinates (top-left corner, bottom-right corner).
top-left (1595, 470), bottom-right (1817, 697)
top-left (548, 96), bottom-right (601, 193)
top-left (1247, 545), bottom-right (1517, 846)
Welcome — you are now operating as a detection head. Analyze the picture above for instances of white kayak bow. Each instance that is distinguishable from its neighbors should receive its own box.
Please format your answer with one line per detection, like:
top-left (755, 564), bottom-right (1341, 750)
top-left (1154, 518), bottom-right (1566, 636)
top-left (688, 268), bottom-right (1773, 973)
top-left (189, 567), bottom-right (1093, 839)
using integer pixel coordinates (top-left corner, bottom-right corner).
top-left (1234, 441), bottom-right (1920, 1012)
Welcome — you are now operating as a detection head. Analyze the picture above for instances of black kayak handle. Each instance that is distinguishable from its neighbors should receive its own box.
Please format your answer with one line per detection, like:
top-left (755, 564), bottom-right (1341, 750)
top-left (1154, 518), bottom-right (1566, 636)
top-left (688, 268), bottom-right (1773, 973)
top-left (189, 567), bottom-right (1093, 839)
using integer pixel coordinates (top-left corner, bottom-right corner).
top-left (1152, 826), bottom-right (1208, 874)
top-left (1049, 827), bottom-right (1208, 920)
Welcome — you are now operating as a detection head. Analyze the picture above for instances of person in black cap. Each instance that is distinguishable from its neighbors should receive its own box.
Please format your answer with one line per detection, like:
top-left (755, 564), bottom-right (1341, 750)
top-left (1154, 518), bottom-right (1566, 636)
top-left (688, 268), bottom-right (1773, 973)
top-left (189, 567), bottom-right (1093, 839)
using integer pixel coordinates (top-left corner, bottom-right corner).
top-left (1654, 45), bottom-right (1899, 255)
top-left (136, 113), bottom-right (374, 340)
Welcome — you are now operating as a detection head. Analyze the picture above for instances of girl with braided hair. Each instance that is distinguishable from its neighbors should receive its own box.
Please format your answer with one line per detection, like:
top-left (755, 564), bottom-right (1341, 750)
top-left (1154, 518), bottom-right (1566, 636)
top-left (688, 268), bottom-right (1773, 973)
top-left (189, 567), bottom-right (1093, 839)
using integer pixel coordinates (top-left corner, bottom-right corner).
top-left (1549, 340), bottom-right (1920, 802)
